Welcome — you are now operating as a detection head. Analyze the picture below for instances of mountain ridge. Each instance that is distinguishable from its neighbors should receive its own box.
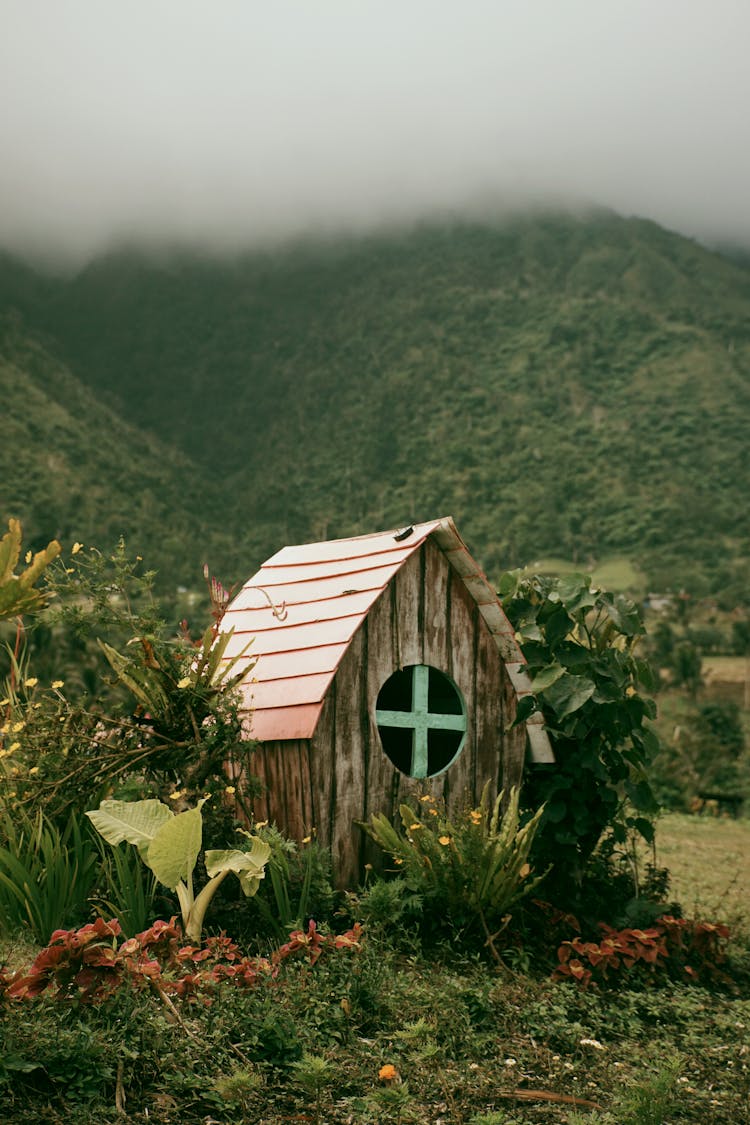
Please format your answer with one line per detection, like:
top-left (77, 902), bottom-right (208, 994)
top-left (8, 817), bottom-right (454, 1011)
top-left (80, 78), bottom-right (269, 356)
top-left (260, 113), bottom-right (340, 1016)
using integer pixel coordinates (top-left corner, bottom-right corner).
top-left (2, 210), bottom-right (749, 599)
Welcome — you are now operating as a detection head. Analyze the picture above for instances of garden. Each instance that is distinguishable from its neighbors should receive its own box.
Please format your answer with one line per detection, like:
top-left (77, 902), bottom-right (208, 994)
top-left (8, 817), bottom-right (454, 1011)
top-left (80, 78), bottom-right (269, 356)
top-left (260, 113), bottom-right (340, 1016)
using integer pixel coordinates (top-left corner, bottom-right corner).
top-left (1, 520), bottom-right (748, 1124)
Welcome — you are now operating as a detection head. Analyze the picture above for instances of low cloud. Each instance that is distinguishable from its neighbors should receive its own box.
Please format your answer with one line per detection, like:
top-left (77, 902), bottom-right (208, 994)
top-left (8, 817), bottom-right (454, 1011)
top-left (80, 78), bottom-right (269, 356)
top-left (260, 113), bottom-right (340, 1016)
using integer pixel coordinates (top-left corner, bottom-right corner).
top-left (2, 0), bottom-right (749, 265)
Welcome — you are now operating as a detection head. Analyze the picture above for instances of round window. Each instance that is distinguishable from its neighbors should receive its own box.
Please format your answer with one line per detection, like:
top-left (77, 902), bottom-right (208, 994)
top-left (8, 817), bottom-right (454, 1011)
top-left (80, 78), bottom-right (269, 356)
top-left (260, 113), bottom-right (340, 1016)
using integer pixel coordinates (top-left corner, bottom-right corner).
top-left (375, 664), bottom-right (467, 779)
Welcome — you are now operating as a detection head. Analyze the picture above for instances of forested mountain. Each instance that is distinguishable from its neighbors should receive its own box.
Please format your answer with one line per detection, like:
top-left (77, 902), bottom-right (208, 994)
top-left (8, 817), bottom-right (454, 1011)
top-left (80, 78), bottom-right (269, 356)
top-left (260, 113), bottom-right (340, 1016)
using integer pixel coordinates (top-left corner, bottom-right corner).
top-left (2, 210), bottom-right (750, 598)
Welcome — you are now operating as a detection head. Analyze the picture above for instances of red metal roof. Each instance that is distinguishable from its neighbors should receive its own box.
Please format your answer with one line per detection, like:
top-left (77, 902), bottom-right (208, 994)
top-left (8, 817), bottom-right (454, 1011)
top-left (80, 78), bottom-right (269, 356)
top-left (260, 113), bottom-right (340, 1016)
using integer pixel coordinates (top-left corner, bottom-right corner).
top-left (224, 517), bottom-right (553, 761)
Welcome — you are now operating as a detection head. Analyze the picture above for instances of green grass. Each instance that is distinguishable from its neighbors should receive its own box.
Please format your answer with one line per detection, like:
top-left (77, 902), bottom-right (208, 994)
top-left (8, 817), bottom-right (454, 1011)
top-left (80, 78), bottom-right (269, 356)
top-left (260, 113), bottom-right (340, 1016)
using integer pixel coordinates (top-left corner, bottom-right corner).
top-left (526, 555), bottom-right (645, 593)
top-left (1, 813), bottom-right (749, 1123)
top-left (652, 812), bottom-right (750, 939)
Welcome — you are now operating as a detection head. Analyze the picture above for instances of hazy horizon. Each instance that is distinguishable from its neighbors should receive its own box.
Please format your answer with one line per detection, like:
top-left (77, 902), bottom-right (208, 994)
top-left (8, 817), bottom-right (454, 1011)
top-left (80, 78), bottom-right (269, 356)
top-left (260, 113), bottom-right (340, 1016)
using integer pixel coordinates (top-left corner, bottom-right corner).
top-left (2, 1), bottom-right (749, 268)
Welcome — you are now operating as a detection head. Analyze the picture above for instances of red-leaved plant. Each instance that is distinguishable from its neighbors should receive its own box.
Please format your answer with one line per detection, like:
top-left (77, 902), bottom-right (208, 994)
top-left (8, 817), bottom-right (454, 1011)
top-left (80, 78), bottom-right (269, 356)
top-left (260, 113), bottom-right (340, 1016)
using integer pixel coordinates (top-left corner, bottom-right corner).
top-left (3, 917), bottom-right (363, 1006)
top-left (555, 915), bottom-right (731, 988)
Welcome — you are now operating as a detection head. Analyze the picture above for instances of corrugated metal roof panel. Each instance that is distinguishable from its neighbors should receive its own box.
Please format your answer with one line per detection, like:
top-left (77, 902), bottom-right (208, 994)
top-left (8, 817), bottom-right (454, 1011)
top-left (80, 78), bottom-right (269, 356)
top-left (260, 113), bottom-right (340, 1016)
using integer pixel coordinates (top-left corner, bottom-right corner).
top-left (224, 615), bottom-right (362, 657)
top-left (254, 556), bottom-right (406, 586)
top-left (224, 589), bottom-right (382, 631)
top-left (248, 702), bottom-right (325, 742)
top-left (227, 563), bottom-right (402, 609)
top-left (249, 644), bottom-right (348, 682)
top-left (265, 521), bottom-right (440, 567)
top-left (243, 673), bottom-right (331, 710)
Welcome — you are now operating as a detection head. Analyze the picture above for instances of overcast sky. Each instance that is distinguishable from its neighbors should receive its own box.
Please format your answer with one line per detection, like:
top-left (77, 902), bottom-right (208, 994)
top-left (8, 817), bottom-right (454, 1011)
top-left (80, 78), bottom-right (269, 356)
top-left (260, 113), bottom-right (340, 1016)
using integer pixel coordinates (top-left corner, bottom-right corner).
top-left (1, 0), bottom-right (749, 265)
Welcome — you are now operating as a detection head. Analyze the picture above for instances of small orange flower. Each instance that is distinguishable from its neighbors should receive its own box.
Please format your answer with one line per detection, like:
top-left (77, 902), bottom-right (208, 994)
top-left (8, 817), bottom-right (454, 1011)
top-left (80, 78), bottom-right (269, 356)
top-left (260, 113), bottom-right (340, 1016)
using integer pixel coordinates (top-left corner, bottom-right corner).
top-left (438, 835), bottom-right (452, 846)
top-left (379, 1063), bottom-right (399, 1083)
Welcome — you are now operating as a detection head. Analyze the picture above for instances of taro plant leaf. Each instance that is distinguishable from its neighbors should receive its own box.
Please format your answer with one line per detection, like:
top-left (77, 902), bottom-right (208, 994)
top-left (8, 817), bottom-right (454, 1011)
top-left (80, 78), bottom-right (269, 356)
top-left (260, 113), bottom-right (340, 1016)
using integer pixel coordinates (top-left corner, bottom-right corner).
top-left (147, 802), bottom-right (205, 890)
top-left (205, 836), bottom-right (272, 897)
top-left (85, 798), bottom-right (174, 861)
top-left (87, 796), bottom-right (270, 944)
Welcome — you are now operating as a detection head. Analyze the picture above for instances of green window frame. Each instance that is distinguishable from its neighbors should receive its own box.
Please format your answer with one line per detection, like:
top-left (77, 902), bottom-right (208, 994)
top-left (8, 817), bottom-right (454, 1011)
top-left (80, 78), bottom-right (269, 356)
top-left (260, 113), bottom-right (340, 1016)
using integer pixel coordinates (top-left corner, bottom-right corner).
top-left (375, 664), bottom-right (467, 779)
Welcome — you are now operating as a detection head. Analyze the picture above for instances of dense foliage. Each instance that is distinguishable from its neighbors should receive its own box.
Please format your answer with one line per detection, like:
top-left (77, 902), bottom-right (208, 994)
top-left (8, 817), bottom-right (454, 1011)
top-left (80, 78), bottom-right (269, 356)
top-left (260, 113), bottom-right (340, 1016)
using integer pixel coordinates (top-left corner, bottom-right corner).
top-left (0, 523), bottom-right (748, 1123)
top-left (500, 570), bottom-right (661, 897)
top-left (2, 210), bottom-right (750, 596)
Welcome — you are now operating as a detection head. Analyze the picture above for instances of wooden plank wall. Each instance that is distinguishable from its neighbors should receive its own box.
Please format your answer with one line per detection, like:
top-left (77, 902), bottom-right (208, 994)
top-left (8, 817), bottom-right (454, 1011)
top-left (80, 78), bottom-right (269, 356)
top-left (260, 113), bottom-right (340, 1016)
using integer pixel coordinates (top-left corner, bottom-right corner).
top-left (247, 539), bottom-right (527, 887)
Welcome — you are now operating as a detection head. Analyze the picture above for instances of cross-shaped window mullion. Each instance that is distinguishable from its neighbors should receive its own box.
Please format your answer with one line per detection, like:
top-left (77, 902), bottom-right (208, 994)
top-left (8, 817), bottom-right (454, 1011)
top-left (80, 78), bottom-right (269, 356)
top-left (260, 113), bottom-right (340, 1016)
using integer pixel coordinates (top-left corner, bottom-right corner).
top-left (375, 665), bottom-right (467, 779)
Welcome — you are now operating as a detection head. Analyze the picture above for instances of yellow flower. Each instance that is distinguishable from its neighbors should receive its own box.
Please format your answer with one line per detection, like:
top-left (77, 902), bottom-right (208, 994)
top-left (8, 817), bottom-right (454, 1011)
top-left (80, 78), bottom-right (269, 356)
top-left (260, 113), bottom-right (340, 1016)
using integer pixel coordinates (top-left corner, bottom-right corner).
top-left (394, 858), bottom-right (404, 865)
top-left (408, 823), bottom-right (422, 831)
top-left (28, 766), bottom-right (39, 775)
top-left (428, 808), bottom-right (438, 816)
top-left (51, 680), bottom-right (64, 690)
top-left (419, 794), bottom-right (432, 802)
top-left (24, 678), bottom-right (38, 689)
top-left (72, 542), bottom-right (83, 554)
top-left (168, 790), bottom-right (184, 801)
top-left (302, 835), bottom-right (312, 844)
top-left (438, 835), bottom-right (452, 846)
top-left (12, 721), bottom-right (24, 733)
top-left (225, 785), bottom-right (236, 795)
top-left (469, 810), bottom-right (482, 824)
top-left (177, 676), bottom-right (191, 689)
top-left (379, 1064), bottom-right (399, 1083)
top-left (25, 550), bottom-right (32, 564)
top-left (7, 742), bottom-right (20, 754)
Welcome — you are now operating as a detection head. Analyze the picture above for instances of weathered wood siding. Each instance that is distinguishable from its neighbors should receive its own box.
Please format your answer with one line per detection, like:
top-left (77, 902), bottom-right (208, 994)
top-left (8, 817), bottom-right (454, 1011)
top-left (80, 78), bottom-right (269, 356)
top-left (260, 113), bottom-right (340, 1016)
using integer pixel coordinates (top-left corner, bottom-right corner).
top-left (250, 540), bottom-right (526, 886)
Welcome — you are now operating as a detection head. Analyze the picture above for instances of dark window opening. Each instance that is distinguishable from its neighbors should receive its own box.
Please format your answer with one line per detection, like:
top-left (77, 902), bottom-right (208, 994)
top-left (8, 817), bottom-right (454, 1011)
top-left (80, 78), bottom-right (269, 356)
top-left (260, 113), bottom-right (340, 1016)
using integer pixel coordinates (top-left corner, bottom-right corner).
top-left (375, 664), bottom-right (466, 779)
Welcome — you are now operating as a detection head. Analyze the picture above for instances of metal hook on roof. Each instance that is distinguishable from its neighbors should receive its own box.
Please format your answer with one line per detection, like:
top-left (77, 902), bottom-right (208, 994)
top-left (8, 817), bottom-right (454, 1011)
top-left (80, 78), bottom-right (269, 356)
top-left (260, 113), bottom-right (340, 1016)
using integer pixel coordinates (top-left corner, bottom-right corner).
top-left (248, 585), bottom-right (288, 621)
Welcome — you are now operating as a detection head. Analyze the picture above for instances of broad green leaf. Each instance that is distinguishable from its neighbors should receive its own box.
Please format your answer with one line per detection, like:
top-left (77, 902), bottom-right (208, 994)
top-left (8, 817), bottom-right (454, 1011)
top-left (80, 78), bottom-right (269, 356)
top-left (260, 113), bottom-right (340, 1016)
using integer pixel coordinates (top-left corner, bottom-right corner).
top-left (147, 803), bottom-right (205, 890)
top-left (529, 663), bottom-right (566, 692)
top-left (543, 604), bottom-right (574, 649)
top-left (497, 570), bottom-right (521, 599)
top-left (543, 673), bottom-right (596, 718)
top-left (601, 592), bottom-right (642, 636)
top-left (205, 837), bottom-right (271, 896)
top-left (556, 574), bottom-right (596, 613)
top-left (510, 694), bottom-right (538, 727)
top-left (86, 799), bottom-right (173, 856)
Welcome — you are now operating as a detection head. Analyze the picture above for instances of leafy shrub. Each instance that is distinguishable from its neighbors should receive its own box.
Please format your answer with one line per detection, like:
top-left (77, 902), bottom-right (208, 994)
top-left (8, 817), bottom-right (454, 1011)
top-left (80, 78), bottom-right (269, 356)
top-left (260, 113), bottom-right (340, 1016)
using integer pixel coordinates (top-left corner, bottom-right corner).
top-left (86, 797), bottom-right (271, 943)
top-left (0, 807), bottom-right (98, 943)
top-left (499, 570), bottom-right (661, 893)
top-left (1, 542), bottom-right (261, 825)
top-left (4, 915), bottom-right (364, 1005)
top-left (362, 785), bottom-right (545, 955)
top-left (555, 915), bottom-right (731, 989)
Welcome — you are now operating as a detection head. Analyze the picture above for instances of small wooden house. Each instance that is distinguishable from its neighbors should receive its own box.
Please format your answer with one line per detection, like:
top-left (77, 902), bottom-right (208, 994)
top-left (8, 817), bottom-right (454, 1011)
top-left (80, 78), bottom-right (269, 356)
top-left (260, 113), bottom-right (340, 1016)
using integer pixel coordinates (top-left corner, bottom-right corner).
top-left (223, 517), bottom-right (553, 886)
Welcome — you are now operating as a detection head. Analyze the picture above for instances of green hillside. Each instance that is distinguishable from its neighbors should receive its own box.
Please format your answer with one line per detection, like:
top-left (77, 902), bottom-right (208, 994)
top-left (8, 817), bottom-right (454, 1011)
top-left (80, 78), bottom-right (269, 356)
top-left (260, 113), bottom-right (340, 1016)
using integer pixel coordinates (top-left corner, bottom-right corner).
top-left (0, 313), bottom-right (237, 588)
top-left (2, 210), bottom-right (750, 597)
